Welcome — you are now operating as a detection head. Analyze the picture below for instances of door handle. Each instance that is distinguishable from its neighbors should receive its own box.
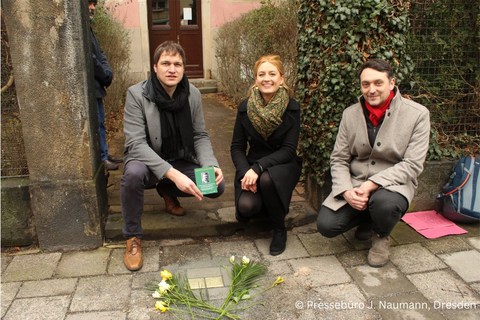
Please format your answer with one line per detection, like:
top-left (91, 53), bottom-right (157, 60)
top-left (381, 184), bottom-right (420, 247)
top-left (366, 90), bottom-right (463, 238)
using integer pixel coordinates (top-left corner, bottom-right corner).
top-left (177, 35), bottom-right (180, 43)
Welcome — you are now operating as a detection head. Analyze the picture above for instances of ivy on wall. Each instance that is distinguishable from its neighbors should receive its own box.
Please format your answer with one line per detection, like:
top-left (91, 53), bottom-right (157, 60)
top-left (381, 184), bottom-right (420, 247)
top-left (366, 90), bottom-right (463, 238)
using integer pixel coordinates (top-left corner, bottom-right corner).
top-left (297, 0), bottom-right (414, 185)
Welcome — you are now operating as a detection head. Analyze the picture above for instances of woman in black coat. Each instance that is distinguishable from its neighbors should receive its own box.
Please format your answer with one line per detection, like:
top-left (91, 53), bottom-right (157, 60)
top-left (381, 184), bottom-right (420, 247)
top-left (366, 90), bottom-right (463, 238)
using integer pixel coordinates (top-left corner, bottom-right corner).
top-left (230, 55), bottom-right (302, 256)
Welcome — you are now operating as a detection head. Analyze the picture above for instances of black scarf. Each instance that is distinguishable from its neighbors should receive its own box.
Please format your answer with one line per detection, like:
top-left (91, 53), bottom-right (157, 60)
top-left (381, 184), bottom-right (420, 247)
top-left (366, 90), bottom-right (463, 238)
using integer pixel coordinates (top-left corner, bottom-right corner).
top-left (150, 72), bottom-right (195, 161)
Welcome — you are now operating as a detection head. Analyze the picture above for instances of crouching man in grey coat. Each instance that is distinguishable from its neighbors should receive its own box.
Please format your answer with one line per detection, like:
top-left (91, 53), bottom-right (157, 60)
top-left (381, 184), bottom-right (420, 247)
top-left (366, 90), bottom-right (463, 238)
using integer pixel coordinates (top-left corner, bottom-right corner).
top-left (317, 60), bottom-right (430, 267)
top-left (121, 41), bottom-right (225, 271)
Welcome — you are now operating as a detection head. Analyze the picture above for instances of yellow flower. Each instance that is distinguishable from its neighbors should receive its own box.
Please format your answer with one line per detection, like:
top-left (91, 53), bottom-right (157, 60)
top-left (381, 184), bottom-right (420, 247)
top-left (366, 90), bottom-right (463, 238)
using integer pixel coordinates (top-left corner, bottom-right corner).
top-left (274, 276), bottom-right (284, 286)
top-left (155, 300), bottom-right (169, 312)
top-left (158, 280), bottom-right (171, 294)
top-left (230, 255), bottom-right (235, 264)
top-left (160, 270), bottom-right (173, 281)
top-left (242, 256), bottom-right (250, 265)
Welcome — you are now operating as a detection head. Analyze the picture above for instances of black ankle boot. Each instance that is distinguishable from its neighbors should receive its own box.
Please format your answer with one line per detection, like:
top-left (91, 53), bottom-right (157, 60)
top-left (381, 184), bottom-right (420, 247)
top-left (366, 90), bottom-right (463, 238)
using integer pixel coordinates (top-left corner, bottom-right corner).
top-left (270, 229), bottom-right (287, 256)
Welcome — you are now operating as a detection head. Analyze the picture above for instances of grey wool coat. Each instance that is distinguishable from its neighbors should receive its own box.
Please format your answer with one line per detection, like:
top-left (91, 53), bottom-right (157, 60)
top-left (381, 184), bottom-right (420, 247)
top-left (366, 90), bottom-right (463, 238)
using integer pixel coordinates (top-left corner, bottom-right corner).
top-left (123, 78), bottom-right (219, 180)
top-left (323, 88), bottom-right (431, 211)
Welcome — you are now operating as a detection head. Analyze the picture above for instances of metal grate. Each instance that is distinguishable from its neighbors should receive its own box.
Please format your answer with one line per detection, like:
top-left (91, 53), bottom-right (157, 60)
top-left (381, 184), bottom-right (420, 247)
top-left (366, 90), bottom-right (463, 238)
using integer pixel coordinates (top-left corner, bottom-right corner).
top-left (400, 0), bottom-right (479, 137)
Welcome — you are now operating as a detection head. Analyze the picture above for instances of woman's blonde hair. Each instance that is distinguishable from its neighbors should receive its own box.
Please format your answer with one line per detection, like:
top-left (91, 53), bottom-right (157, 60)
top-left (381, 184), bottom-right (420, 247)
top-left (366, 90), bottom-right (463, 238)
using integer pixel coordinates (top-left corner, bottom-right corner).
top-left (250, 55), bottom-right (294, 97)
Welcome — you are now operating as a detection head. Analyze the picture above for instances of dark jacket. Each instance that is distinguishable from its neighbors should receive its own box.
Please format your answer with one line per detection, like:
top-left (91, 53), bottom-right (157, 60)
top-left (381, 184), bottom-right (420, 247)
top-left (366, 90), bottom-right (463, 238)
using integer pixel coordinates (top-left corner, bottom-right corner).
top-left (91, 28), bottom-right (113, 98)
top-left (231, 97), bottom-right (303, 215)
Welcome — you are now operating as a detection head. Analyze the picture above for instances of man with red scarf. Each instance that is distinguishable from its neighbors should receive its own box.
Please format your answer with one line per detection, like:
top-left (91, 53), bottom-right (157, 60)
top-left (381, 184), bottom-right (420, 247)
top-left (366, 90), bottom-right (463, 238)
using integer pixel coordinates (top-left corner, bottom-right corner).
top-left (317, 60), bottom-right (430, 267)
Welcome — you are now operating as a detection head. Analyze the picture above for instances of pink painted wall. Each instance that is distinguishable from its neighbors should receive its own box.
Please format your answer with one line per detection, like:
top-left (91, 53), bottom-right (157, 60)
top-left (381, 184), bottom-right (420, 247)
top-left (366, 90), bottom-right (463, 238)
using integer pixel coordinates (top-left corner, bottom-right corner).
top-left (105, 0), bottom-right (140, 28)
top-left (210, 0), bottom-right (262, 28)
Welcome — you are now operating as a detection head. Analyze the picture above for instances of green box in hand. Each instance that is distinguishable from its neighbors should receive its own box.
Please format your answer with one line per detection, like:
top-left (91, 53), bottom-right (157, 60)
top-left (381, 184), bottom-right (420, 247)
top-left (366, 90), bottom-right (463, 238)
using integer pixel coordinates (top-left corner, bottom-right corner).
top-left (194, 167), bottom-right (218, 195)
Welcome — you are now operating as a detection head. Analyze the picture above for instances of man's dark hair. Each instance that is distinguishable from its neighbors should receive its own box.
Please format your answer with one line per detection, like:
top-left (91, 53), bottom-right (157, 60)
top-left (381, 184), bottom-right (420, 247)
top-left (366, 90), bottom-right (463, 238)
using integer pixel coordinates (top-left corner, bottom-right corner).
top-left (153, 41), bottom-right (186, 66)
top-left (358, 59), bottom-right (394, 81)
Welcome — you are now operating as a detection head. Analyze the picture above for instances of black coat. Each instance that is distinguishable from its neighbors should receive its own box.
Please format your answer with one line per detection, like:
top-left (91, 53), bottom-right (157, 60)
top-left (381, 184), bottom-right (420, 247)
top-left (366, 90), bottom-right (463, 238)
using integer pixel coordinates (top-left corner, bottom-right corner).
top-left (90, 28), bottom-right (113, 98)
top-left (231, 97), bottom-right (303, 216)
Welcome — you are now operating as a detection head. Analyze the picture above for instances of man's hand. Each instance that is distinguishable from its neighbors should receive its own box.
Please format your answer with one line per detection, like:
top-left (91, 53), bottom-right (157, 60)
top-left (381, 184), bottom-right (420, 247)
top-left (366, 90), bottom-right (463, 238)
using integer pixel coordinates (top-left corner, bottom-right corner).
top-left (164, 168), bottom-right (203, 201)
top-left (343, 181), bottom-right (379, 211)
top-left (241, 169), bottom-right (258, 193)
top-left (343, 188), bottom-right (368, 211)
top-left (214, 167), bottom-right (224, 187)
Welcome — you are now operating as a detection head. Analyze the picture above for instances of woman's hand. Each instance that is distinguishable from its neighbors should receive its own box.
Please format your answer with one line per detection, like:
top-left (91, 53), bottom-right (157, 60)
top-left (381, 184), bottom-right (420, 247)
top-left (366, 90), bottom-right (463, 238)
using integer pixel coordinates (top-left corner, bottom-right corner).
top-left (241, 169), bottom-right (259, 193)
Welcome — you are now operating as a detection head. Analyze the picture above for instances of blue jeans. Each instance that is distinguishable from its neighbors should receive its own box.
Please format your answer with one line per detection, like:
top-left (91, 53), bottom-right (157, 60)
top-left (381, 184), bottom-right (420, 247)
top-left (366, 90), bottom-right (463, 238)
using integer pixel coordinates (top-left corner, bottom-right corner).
top-left (97, 98), bottom-right (109, 162)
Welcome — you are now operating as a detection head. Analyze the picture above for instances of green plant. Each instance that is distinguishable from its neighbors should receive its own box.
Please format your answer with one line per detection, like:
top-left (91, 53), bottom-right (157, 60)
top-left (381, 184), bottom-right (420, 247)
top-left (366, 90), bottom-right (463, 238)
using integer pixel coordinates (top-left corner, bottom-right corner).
top-left (91, 0), bottom-right (133, 139)
top-left (297, 0), bottom-right (413, 185)
top-left (215, 0), bottom-right (298, 104)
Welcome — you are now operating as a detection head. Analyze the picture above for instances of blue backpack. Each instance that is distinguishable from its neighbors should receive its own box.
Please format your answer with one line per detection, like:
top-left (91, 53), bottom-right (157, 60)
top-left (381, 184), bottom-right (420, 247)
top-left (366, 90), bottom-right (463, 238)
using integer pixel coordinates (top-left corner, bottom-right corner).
top-left (436, 156), bottom-right (480, 223)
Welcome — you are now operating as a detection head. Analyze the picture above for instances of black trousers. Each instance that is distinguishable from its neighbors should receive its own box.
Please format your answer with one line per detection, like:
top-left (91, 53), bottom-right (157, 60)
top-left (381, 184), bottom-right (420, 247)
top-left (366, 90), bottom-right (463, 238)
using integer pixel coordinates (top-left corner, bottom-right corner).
top-left (121, 160), bottom-right (225, 239)
top-left (317, 188), bottom-right (408, 238)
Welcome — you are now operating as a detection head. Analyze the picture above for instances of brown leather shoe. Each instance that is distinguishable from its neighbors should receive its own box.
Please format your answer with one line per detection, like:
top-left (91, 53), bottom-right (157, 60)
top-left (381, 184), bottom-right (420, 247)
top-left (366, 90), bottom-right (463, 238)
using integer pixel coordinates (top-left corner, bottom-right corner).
top-left (124, 237), bottom-right (142, 271)
top-left (156, 185), bottom-right (186, 216)
top-left (103, 159), bottom-right (119, 171)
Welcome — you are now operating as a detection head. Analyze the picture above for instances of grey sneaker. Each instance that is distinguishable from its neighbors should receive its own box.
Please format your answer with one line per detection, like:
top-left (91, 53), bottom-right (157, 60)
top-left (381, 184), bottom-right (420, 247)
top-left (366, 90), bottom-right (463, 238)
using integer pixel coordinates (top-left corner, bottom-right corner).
top-left (368, 235), bottom-right (390, 268)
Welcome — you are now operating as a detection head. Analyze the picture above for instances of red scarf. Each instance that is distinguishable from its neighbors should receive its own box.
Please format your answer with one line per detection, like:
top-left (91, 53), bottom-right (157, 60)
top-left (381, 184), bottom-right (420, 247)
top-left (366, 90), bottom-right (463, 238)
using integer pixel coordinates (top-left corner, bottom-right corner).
top-left (365, 90), bottom-right (395, 127)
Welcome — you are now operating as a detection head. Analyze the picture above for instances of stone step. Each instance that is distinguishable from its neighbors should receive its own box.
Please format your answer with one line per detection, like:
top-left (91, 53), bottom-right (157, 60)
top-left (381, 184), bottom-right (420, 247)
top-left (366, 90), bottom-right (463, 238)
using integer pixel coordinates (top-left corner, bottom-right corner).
top-left (104, 200), bottom-right (317, 241)
top-left (189, 79), bottom-right (218, 93)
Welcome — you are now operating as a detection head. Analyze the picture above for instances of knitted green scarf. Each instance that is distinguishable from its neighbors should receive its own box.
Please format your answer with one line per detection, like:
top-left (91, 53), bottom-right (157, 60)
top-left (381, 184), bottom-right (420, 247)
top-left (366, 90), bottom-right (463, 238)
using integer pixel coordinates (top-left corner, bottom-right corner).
top-left (247, 86), bottom-right (289, 140)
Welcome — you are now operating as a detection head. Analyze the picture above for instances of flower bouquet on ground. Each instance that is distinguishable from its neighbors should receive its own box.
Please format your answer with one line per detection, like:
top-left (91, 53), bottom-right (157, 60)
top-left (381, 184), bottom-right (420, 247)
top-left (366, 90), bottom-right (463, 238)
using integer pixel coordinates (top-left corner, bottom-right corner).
top-left (149, 256), bottom-right (284, 319)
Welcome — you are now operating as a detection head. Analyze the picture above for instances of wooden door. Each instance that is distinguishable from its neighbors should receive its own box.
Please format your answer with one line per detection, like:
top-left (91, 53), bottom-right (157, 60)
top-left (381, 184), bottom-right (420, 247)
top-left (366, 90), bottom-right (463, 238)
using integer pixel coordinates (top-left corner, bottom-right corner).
top-left (148, 0), bottom-right (204, 78)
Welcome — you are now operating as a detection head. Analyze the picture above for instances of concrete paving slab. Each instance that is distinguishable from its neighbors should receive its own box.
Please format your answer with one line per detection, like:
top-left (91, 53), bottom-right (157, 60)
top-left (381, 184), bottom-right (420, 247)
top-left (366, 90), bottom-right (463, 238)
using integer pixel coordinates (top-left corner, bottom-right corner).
top-left (465, 236), bottom-right (480, 251)
top-left (290, 256), bottom-right (352, 287)
top-left (390, 221), bottom-right (427, 244)
top-left (407, 270), bottom-right (480, 307)
top-left (471, 282), bottom-right (480, 294)
top-left (311, 283), bottom-right (380, 319)
top-left (390, 243), bottom-right (447, 274)
top-left (3, 295), bottom-right (70, 320)
top-left (291, 221), bottom-right (317, 234)
top-left (423, 237), bottom-right (472, 254)
top-left (160, 243), bottom-right (211, 266)
top-left (237, 274), bottom-right (311, 319)
top-left (255, 233), bottom-right (310, 261)
top-left (2, 252), bottom-right (61, 282)
top-left (217, 207), bottom-right (236, 223)
top-left (442, 308), bottom-right (480, 320)
top-left (1, 254), bottom-right (12, 273)
top-left (438, 250), bottom-right (480, 282)
top-left (298, 232), bottom-right (352, 256)
top-left (1, 282), bottom-right (21, 318)
top-left (266, 260), bottom-right (292, 276)
top-left (371, 293), bottom-right (444, 320)
top-left (69, 275), bottom-right (132, 312)
top-left (55, 248), bottom-right (110, 278)
top-left (17, 278), bottom-right (77, 298)
top-left (336, 250), bottom-right (368, 267)
top-left (347, 263), bottom-right (416, 298)
top-left (343, 228), bottom-right (372, 250)
top-left (131, 271), bottom-right (159, 290)
top-left (209, 240), bottom-right (261, 260)
top-left (66, 311), bottom-right (127, 320)
top-left (108, 247), bottom-right (159, 275)
top-left (126, 289), bottom-right (168, 320)
top-left (159, 238), bottom-right (196, 246)
top-left (187, 266), bottom-right (223, 279)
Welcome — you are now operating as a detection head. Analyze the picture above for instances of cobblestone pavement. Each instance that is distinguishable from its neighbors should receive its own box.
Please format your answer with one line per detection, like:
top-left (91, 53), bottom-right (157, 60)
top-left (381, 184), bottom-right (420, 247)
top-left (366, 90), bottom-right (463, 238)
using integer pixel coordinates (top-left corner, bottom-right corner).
top-left (2, 94), bottom-right (480, 319)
